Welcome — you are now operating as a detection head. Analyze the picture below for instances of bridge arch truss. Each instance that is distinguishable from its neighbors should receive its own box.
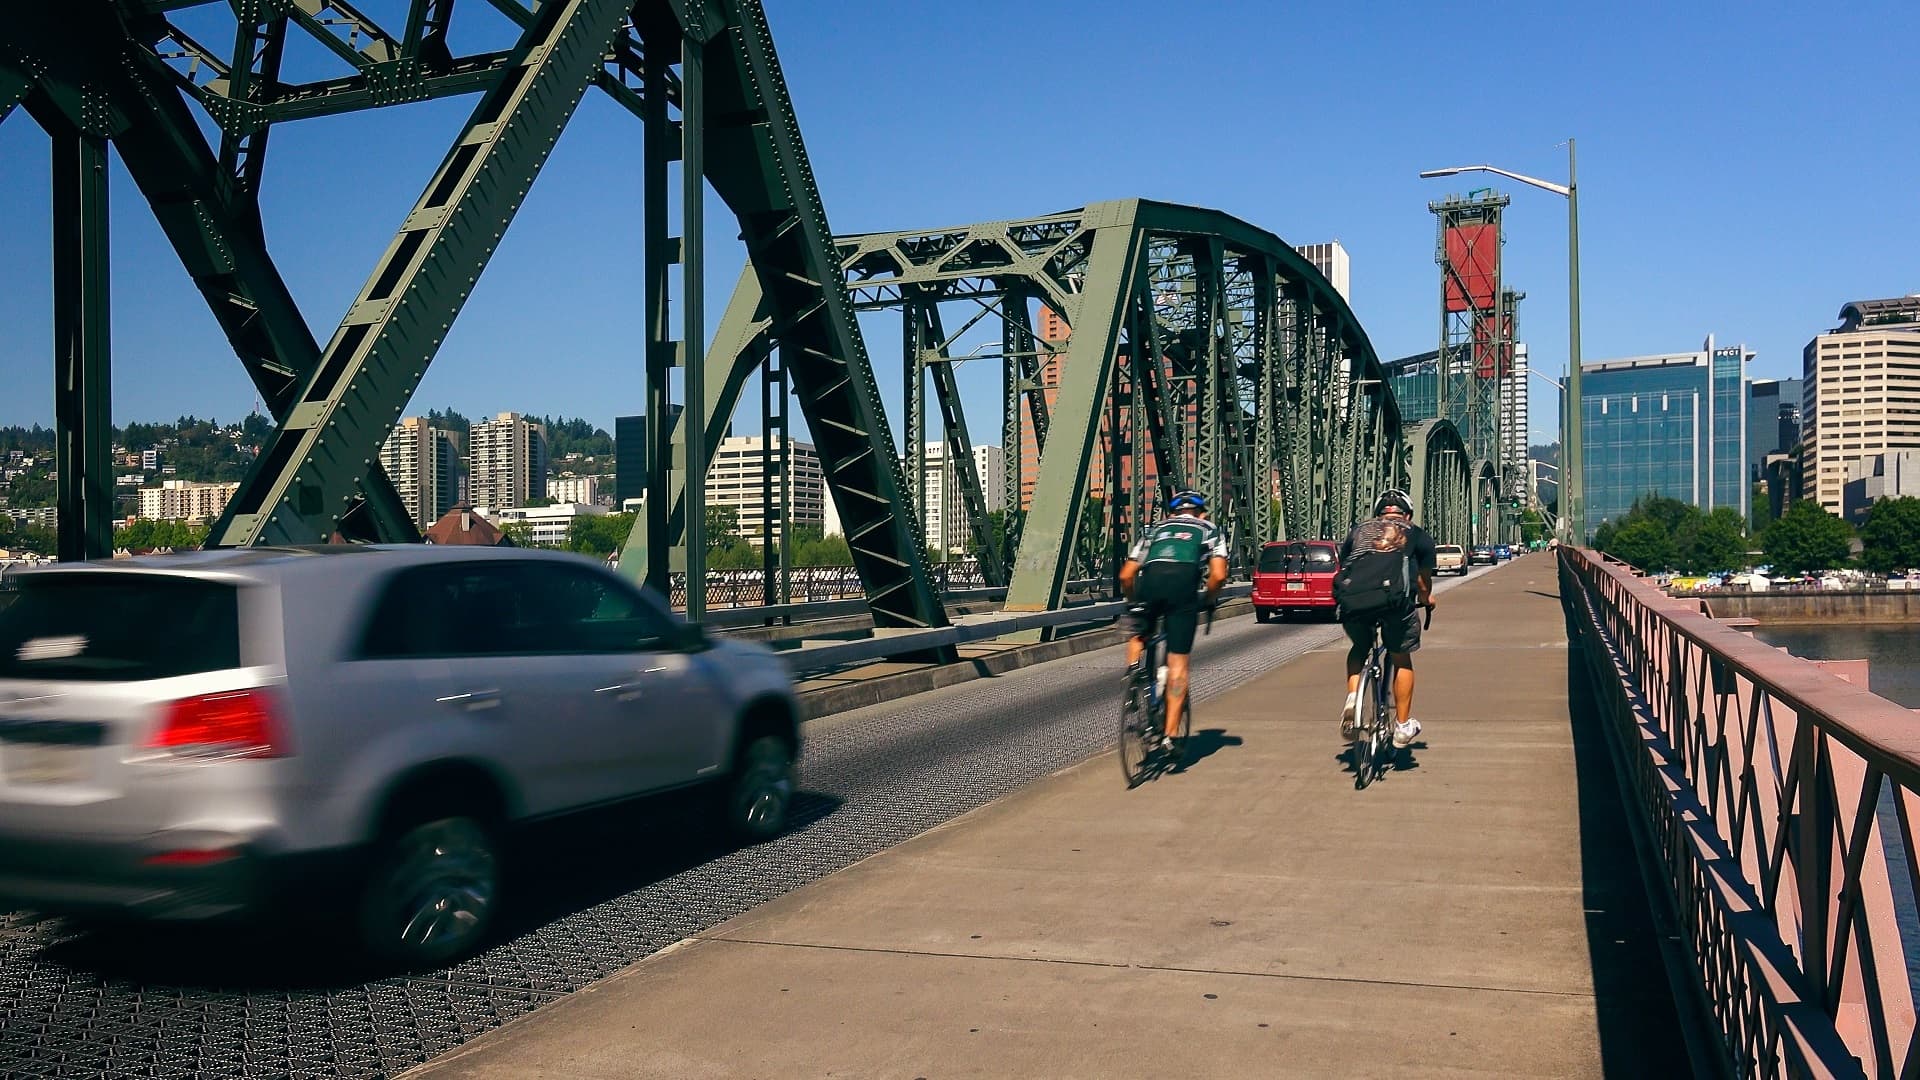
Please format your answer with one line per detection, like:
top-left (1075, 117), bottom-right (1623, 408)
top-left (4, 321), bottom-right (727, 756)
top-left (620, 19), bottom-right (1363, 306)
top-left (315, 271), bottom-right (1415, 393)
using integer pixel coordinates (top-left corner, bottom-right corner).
top-left (629, 200), bottom-right (1460, 615)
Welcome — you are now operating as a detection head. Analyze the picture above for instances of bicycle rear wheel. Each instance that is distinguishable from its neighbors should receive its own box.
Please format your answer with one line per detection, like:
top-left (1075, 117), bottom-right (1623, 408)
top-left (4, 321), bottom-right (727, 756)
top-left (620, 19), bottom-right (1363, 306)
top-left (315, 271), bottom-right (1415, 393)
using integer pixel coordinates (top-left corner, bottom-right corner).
top-left (1351, 662), bottom-right (1381, 789)
top-left (1119, 680), bottom-right (1152, 787)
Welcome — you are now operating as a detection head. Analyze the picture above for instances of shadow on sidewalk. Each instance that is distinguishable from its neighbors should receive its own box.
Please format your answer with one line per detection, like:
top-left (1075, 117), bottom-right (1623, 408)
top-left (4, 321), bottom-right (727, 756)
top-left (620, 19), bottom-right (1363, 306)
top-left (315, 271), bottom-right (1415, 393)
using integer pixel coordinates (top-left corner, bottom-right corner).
top-left (1168, 727), bottom-right (1243, 774)
top-left (1559, 584), bottom-right (1696, 1076)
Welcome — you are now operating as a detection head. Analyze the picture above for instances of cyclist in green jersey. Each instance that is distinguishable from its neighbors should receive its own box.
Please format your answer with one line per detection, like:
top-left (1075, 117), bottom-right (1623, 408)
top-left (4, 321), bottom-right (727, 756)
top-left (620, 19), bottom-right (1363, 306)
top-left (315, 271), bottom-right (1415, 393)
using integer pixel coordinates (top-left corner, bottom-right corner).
top-left (1119, 490), bottom-right (1230, 750)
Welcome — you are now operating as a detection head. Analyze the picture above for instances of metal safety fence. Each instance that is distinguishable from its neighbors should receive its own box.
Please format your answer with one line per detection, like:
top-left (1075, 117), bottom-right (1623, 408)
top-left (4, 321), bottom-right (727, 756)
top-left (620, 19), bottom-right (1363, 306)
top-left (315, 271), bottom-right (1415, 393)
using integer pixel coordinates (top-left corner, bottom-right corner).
top-left (665, 562), bottom-right (995, 610)
top-left (1561, 546), bottom-right (1918, 1078)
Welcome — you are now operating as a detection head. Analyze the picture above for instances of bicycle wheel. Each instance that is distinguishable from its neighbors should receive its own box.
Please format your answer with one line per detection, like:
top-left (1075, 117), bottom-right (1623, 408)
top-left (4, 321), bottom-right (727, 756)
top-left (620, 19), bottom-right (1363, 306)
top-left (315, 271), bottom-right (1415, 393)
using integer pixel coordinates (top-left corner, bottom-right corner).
top-left (1119, 679), bottom-right (1152, 787)
top-left (1351, 661), bottom-right (1381, 789)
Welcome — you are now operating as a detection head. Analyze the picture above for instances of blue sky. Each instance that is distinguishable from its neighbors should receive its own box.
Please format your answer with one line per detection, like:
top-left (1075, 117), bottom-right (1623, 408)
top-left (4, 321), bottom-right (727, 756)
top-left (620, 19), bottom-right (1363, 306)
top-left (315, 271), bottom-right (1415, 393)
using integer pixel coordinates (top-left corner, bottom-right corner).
top-left (1, 0), bottom-right (1915, 450)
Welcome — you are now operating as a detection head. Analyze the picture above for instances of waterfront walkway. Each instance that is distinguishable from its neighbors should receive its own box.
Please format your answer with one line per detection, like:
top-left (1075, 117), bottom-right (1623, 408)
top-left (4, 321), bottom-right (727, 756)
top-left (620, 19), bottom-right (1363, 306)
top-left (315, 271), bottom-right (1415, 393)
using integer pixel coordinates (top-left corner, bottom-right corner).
top-left (411, 557), bottom-right (1688, 1078)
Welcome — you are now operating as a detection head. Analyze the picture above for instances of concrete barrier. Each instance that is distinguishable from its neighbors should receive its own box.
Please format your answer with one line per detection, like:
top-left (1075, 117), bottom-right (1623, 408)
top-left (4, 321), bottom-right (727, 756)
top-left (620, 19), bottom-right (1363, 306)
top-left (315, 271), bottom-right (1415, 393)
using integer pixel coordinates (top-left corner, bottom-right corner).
top-left (1696, 591), bottom-right (1920, 624)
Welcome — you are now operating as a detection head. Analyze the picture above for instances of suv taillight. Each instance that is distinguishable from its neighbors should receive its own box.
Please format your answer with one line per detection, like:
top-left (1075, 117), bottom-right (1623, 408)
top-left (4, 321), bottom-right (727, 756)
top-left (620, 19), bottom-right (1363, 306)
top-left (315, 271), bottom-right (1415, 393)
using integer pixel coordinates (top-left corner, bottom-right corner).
top-left (148, 689), bottom-right (289, 758)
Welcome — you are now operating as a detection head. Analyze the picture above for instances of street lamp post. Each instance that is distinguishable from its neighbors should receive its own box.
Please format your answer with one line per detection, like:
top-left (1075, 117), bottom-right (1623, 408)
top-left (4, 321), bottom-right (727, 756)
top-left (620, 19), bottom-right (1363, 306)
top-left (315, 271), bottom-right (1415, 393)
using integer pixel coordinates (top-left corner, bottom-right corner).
top-left (1420, 141), bottom-right (1583, 544)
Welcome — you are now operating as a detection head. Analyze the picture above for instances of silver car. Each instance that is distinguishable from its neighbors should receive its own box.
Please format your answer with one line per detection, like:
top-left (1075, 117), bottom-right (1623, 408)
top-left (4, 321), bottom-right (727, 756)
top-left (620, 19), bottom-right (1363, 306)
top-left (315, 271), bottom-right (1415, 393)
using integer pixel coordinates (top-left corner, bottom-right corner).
top-left (0, 545), bottom-right (800, 965)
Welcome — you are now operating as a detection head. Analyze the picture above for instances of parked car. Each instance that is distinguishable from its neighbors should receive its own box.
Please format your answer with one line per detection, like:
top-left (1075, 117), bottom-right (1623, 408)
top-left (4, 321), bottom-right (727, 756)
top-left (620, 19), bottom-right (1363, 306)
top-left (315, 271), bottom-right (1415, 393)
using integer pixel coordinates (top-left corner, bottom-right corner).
top-left (0, 545), bottom-right (801, 966)
top-left (1469, 546), bottom-right (1497, 566)
top-left (1434, 544), bottom-right (1468, 576)
top-left (1252, 540), bottom-right (1341, 622)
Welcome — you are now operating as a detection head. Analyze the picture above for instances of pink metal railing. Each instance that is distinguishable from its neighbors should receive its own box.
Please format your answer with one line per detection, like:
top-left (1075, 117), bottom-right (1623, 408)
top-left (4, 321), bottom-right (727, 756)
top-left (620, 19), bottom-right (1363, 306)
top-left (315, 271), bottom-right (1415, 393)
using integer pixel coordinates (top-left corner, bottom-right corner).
top-left (1562, 547), bottom-right (1920, 1078)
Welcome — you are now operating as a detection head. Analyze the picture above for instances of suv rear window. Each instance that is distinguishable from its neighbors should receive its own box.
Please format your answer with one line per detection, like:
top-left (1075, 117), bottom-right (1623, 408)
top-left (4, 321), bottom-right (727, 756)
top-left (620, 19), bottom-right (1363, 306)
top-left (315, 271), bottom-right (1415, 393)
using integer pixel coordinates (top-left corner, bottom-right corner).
top-left (0, 574), bottom-right (241, 682)
top-left (1258, 544), bottom-right (1338, 573)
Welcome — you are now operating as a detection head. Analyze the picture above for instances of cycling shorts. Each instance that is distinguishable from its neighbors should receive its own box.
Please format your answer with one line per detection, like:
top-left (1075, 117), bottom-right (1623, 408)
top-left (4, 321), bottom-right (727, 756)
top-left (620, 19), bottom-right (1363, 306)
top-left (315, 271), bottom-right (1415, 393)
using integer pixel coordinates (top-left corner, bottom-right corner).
top-left (1341, 602), bottom-right (1422, 655)
top-left (1126, 562), bottom-right (1204, 654)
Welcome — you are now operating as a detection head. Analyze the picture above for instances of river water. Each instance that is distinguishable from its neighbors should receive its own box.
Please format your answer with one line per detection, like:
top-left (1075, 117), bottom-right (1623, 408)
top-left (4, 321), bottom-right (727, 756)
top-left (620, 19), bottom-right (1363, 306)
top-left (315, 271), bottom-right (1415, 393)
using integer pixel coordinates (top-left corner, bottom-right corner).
top-left (1750, 624), bottom-right (1920, 708)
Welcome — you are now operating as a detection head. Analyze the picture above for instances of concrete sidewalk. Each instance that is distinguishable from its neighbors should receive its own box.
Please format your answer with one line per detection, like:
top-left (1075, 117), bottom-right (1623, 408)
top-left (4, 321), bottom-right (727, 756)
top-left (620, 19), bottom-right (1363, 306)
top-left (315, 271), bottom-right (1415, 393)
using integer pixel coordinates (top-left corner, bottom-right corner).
top-left (410, 556), bottom-right (1684, 1078)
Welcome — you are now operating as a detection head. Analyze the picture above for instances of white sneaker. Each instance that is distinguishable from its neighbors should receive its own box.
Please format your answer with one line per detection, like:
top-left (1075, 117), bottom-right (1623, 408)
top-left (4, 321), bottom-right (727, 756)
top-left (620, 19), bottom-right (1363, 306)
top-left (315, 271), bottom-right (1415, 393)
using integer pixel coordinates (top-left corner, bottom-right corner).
top-left (1393, 717), bottom-right (1423, 748)
top-left (1340, 692), bottom-right (1358, 739)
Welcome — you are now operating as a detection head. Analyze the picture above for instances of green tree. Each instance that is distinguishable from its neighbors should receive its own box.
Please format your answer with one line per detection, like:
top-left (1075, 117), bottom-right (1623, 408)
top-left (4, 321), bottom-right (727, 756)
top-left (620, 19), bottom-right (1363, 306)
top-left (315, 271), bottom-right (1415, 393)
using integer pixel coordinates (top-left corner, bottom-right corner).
top-left (6, 472), bottom-right (54, 508)
top-left (1518, 508), bottom-right (1547, 547)
top-left (708, 540), bottom-right (760, 570)
top-left (1677, 507), bottom-right (1747, 573)
top-left (704, 504), bottom-right (740, 553)
top-left (425, 408), bottom-right (471, 436)
top-left (114, 519), bottom-right (208, 550)
top-left (499, 520), bottom-right (535, 547)
top-left (1607, 519), bottom-right (1678, 572)
top-left (565, 511), bottom-right (635, 558)
top-left (1763, 500), bottom-right (1853, 576)
top-left (1858, 496), bottom-right (1920, 573)
top-left (794, 531), bottom-right (851, 567)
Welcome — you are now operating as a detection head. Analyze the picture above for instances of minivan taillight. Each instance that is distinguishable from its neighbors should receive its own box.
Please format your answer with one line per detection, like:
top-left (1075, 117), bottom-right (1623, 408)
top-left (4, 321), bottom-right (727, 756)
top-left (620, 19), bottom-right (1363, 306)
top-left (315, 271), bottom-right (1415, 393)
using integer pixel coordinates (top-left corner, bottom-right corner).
top-left (148, 689), bottom-right (288, 758)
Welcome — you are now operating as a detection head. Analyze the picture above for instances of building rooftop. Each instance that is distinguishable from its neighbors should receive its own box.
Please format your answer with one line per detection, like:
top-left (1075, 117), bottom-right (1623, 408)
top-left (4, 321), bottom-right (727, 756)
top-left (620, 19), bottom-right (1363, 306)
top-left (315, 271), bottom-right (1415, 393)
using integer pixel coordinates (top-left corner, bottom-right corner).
top-left (1837, 296), bottom-right (1920, 332)
top-left (422, 503), bottom-right (512, 546)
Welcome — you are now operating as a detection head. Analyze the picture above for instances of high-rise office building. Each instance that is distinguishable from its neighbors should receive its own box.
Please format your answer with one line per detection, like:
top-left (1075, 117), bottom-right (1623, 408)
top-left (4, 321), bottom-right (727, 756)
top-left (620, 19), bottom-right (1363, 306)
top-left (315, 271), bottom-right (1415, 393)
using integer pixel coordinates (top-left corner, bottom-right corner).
top-left (1293, 241), bottom-right (1350, 303)
top-left (1500, 343), bottom-right (1530, 477)
top-left (1801, 297), bottom-right (1920, 515)
top-left (1017, 307), bottom-right (1074, 511)
top-left (910, 442), bottom-right (1006, 555)
top-left (1746, 378), bottom-right (1802, 481)
top-left (1580, 337), bottom-right (1750, 540)
top-left (137, 480), bottom-right (239, 524)
top-left (614, 408), bottom-right (683, 509)
top-left (706, 434), bottom-right (824, 546)
top-left (614, 415), bottom-right (647, 509)
top-left (380, 416), bottom-right (462, 532)
top-left (468, 412), bottom-right (548, 510)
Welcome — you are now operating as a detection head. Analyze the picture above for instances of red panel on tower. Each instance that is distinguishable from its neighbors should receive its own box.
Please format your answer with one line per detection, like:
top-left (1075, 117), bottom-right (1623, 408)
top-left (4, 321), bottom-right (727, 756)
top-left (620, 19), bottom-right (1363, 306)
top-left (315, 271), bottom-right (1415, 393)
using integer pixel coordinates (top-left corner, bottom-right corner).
top-left (1443, 223), bottom-right (1499, 314)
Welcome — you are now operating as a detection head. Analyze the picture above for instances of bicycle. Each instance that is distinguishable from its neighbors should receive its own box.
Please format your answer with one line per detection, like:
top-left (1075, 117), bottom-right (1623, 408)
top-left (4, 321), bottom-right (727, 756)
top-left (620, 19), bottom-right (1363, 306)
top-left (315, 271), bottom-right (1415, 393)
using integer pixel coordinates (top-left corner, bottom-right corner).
top-left (1119, 598), bottom-right (1214, 788)
top-left (1348, 604), bottom-right (1434, 790)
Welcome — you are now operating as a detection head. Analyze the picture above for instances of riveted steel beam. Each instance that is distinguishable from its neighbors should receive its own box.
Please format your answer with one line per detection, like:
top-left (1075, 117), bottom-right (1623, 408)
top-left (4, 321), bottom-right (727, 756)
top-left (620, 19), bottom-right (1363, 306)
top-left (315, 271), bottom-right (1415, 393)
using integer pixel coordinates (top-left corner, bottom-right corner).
top-left (1005, 199), bottom-right (1145, 617)
top-left (209, 0), bottom-right (635, 546)
top-left (699, 0), bottom-right (945, 632)
top-left (7, 3), bottom-right (418, 543)
top-left (920, 302), bottom-right (1006, 585)
top-left (50, 118), bottom-right (114, 562)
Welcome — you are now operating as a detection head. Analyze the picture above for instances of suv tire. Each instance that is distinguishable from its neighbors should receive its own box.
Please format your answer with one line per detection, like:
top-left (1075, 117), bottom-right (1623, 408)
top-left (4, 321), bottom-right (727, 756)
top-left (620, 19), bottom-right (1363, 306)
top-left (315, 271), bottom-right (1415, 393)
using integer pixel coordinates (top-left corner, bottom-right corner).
top-left (357, 814), bottom-right (499, 968)
top-left (722, 734), bottom-right (795, 845)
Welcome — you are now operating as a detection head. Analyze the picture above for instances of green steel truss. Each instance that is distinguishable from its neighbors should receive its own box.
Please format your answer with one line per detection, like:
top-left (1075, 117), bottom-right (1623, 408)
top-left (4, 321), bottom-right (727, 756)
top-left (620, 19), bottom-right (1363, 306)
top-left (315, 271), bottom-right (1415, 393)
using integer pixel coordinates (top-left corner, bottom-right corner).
top-left (657, 200), bottom-right (1451, 619)
top-left (1402, 420), bottom-right (1470, 548)
top-left (10, 6), bottom-right (1464, 626)
top-left (6, 1), bottom-right (944, 633)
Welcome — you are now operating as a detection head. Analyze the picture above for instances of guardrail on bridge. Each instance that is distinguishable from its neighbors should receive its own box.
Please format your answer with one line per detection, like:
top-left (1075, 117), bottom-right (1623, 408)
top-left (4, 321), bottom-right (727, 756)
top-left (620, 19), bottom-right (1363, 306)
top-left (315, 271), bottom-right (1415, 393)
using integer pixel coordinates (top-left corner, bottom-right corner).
top-left (1561, 547), bottom-right (1918, 1078)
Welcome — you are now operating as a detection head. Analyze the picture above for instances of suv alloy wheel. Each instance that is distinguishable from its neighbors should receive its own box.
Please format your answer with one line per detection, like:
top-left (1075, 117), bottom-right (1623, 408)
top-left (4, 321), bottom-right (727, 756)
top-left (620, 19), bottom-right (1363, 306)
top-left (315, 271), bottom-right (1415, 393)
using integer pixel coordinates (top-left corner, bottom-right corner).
top-left (725, 734), bottom-right (795, 844)
top-left (358, 814), bottom-right (500, 967)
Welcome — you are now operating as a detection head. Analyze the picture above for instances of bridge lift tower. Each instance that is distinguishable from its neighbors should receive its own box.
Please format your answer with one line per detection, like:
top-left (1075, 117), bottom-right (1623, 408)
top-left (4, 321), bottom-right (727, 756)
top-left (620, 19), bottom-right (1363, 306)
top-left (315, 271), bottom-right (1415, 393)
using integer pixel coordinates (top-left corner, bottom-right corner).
top-left (1430, 189), bottom-right (1517, 545)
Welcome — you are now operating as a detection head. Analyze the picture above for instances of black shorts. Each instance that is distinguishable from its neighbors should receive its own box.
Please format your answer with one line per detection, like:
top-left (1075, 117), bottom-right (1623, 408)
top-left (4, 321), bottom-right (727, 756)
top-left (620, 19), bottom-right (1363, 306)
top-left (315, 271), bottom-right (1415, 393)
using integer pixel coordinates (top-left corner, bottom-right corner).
top-left (1126, 562), bottom-right (1203, 654)
top-left (1342, 602), bottom-right (1422, 656)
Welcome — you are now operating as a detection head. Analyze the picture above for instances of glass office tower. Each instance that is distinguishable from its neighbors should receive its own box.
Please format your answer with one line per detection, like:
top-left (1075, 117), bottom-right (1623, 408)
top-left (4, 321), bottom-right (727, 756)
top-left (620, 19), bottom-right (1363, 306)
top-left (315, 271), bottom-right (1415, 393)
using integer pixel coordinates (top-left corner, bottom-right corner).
top-left (1579, 337), bottom-right (1750, 541)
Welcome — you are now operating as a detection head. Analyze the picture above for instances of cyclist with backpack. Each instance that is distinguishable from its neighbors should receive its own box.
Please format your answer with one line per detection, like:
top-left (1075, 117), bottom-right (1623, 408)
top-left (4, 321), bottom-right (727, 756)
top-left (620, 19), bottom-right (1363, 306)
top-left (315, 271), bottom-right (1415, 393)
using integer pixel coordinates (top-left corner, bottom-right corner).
top-left (1119, 490), bottom-right (1230, 751)
top-left (1334, 490), bottom-right (1438, 748)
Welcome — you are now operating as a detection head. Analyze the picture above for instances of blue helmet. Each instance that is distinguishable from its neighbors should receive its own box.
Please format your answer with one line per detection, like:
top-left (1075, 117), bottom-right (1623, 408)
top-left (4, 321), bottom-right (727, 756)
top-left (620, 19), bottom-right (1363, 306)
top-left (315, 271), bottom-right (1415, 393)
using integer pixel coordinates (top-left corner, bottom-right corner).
top-left (1168, 489), bottom-right (1207, 513)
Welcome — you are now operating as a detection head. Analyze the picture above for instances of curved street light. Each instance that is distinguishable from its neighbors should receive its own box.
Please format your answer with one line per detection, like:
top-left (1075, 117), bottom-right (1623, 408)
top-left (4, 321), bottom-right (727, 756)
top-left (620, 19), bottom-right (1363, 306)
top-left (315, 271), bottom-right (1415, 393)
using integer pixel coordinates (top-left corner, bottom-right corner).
top-left (1419, 141), bottom-right (1583, 544)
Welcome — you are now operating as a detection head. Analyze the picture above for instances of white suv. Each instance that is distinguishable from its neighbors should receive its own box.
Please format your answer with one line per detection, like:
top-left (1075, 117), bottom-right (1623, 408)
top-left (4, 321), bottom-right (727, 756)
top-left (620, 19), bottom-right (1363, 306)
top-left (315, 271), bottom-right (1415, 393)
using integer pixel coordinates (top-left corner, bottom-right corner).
top-left (0, 545), bottom-right (800, 966)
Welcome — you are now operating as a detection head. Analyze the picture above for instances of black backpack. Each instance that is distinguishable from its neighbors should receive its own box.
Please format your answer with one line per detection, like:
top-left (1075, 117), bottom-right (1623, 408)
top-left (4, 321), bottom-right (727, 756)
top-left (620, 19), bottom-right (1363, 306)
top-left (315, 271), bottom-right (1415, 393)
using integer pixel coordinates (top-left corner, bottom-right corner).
top-left (1334, 518), bottom-right (1415, 616)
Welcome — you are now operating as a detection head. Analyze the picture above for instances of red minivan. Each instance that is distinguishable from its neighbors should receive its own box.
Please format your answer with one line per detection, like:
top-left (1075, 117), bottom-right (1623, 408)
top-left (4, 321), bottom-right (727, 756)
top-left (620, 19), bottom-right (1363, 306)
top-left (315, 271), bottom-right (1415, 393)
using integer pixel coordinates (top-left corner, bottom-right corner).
top-left (1252, 540), bottom-right (1341, 622)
